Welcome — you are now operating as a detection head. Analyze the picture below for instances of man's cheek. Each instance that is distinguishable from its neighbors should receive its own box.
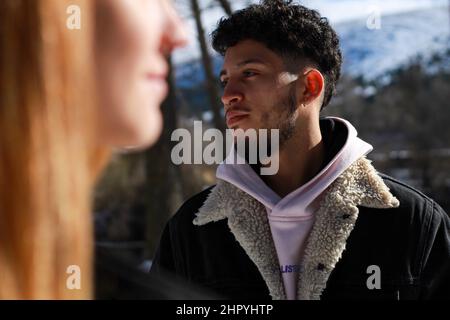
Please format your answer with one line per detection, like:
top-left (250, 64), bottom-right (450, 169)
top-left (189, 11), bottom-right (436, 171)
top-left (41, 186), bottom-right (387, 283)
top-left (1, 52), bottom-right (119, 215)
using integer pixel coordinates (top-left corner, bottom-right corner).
top-left (260, 112), bottom-right (272, 128)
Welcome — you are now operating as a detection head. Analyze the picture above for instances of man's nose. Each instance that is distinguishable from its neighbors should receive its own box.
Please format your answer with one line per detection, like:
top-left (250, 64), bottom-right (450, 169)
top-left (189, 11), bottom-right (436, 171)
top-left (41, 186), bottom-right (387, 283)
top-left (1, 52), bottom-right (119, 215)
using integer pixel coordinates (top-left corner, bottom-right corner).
top-left (221, 83), bottom-right (244, 107)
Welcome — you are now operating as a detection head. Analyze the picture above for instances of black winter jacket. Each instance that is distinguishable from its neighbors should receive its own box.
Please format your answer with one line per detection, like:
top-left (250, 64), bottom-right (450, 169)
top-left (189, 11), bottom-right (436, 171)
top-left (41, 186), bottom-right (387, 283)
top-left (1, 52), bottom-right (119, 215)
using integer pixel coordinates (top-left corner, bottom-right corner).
top-left (151, 157), bottom-right (450, 300)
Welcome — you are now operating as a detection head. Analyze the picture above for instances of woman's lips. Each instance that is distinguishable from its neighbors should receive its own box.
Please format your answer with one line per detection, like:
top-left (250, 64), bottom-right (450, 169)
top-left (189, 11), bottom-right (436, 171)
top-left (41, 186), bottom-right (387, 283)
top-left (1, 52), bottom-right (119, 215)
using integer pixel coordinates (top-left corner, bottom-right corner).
top-left (226, 111), bottom-right (250, 127)
top-left (145, 73), bottom-right (168, 100)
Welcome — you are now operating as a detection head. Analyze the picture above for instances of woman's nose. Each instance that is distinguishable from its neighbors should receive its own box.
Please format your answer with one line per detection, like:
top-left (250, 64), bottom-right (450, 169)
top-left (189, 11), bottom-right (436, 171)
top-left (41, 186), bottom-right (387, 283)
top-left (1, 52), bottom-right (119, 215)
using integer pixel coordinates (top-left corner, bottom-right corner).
top-left (161, 1), bottom-right (189, 55)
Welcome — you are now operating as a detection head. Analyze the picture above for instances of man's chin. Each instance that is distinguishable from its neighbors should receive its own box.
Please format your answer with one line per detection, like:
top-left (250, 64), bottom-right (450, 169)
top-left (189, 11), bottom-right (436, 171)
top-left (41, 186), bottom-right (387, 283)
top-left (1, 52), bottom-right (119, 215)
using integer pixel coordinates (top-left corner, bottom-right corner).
top-left (229, 127), bottom-right (257, 137)
top-left (228, 123), bottom-right (261, 132)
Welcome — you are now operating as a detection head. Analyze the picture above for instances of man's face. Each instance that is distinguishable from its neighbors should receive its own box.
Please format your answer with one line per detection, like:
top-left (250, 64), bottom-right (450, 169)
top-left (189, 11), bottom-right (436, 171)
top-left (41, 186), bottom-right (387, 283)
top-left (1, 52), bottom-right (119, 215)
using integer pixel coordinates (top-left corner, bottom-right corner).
top-left (220, 39), bottom-right (301, 145)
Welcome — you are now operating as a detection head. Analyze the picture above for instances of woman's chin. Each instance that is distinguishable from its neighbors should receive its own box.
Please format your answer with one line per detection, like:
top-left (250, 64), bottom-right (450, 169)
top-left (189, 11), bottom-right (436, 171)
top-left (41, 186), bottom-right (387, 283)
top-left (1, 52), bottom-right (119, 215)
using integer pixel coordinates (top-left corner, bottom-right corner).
top-left (110, 113), bottom-right (163, 151)
top-left (134, 115), bottom-right (163, 149)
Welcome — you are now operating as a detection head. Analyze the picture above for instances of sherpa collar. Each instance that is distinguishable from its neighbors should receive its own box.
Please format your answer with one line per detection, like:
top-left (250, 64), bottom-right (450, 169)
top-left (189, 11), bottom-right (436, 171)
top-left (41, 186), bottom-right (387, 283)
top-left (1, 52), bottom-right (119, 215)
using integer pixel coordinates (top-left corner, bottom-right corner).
top-left (193, 157), bottom-right (400, 300)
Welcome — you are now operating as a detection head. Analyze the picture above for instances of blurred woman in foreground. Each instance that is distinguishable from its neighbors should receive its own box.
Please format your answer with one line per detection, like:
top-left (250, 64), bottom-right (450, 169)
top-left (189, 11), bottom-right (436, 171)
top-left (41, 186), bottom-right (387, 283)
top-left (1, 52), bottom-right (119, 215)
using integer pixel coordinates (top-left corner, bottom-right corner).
top-left (0, 0), bottom-right (186, 299)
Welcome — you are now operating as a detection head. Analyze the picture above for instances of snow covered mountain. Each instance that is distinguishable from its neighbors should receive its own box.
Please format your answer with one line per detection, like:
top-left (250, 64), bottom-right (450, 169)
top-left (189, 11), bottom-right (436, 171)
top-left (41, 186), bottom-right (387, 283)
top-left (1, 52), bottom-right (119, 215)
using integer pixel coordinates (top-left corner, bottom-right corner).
top-left (336, 6), bottom-right (450, 80)
top-left (174, 1), bottom-right (450, 87)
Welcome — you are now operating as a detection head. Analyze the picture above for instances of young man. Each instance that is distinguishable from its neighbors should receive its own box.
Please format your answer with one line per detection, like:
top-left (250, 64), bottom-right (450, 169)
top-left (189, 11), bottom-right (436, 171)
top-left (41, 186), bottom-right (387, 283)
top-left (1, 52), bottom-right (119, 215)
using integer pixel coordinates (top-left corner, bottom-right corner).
top-left (151, 0), bottom-right (450, 300)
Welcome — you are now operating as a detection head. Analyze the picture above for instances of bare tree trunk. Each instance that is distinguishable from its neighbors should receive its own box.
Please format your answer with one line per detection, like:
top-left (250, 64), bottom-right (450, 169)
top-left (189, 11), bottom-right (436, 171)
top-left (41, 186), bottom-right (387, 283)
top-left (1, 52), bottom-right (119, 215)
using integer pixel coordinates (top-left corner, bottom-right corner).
top-left (190, 0), bottom-right (225, 132)
top-left (216, 0), bottom-right (233, 16)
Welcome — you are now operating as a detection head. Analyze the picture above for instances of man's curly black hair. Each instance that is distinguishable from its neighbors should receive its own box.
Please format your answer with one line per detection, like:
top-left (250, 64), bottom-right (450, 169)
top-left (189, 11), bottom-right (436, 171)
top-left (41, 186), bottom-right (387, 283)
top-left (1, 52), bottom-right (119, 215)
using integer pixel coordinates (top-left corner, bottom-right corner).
top-left (211, 0), bottom-right (342, 109)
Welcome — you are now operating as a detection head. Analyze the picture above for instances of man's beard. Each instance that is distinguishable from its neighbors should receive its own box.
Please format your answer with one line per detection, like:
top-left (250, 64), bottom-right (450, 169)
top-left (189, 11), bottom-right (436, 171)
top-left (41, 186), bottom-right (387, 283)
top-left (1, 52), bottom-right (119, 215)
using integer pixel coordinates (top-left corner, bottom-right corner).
top-left (275, 84), bottom-right (298, 148)
top-left (238, 85), bottom-right (298, 163)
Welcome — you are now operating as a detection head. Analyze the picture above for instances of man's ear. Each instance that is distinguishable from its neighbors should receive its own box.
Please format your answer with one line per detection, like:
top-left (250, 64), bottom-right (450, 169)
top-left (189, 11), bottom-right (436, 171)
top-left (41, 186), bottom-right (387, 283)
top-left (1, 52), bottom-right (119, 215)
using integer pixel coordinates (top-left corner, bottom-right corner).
top-left (299, 69), bottom-right (324, 105)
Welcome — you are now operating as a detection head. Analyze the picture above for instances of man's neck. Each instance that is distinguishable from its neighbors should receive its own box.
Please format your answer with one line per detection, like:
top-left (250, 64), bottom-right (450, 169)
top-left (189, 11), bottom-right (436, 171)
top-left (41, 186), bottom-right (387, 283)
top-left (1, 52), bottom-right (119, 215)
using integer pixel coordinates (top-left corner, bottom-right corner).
top-left (261, 119), bottom-right (325, 198)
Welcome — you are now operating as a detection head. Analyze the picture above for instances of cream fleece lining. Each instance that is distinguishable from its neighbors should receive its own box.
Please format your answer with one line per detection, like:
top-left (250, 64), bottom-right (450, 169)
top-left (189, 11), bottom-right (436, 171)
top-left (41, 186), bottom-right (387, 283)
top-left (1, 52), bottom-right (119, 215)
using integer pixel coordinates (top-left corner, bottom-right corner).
top-left (194, 157), bottom-right (400, 300)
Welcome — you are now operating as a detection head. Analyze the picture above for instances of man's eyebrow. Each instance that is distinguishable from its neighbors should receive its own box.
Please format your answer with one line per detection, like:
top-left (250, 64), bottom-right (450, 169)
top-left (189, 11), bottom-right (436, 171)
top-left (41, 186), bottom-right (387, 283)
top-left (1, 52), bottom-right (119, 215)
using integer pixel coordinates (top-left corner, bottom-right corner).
top-left (219, 59), bottom-right (267, 78)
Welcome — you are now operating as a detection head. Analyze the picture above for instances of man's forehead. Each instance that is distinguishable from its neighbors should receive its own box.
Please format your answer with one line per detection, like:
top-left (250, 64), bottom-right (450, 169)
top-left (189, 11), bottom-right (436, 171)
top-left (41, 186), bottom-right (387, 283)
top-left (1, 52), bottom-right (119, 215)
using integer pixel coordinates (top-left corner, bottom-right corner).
top-left (221, 44), bottom-right (281, 74)
top-left (220, 57), bottom-right (269, 78)
top-left (225, 57), bottom-right (267, 67)
top-left (224, 41), bottom-right (274, 62)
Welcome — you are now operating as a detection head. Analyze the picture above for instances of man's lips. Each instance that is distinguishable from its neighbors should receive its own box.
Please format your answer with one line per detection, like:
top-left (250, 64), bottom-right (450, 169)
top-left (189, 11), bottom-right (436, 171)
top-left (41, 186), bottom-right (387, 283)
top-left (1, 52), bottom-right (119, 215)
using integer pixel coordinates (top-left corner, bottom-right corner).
top-left (226, 110), bottom-right (250, 127)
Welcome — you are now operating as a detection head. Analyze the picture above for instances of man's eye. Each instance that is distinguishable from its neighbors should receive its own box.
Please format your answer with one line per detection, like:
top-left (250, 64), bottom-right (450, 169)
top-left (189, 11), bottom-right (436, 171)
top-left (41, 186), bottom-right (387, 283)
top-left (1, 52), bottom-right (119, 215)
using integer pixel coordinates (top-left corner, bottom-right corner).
top-left (243, 71), bottom-right (257, 77)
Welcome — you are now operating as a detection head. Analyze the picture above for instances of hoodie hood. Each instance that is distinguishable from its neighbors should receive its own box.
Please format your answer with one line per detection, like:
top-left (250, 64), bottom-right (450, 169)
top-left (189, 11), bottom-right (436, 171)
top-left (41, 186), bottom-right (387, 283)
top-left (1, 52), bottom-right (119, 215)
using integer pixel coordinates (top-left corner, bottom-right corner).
top-left (216, 116), bottom-right (373, 216)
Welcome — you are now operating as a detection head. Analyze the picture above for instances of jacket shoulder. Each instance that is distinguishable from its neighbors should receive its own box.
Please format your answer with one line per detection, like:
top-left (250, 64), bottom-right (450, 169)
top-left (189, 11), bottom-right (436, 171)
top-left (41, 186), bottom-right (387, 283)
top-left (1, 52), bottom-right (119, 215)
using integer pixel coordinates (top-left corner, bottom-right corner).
top-left (379, 173), bottom-right (434, 202)
top-left (169, 185), bottom-right (216, 226)
top-left (377, 173), bottom-right (448, 219)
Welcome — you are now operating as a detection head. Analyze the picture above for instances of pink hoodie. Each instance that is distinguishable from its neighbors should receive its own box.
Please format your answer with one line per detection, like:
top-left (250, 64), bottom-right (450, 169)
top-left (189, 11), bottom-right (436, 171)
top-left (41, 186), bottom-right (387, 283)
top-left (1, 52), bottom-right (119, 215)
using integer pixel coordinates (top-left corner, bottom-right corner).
top-left (216, 117), bottom-right (373, 300)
